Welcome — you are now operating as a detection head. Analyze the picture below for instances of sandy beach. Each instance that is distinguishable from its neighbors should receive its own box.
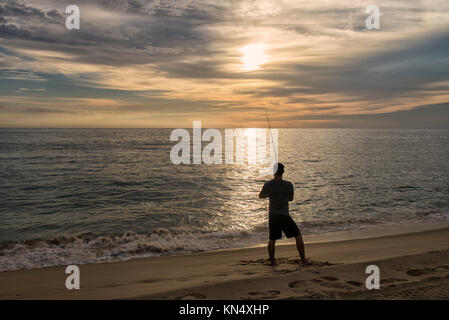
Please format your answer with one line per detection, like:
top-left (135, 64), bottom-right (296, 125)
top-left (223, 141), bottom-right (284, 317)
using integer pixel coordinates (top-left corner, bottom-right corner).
top-left (1, 225), bottom-right (449, 300)
top-left (2, 0), bottom-right (449, 307)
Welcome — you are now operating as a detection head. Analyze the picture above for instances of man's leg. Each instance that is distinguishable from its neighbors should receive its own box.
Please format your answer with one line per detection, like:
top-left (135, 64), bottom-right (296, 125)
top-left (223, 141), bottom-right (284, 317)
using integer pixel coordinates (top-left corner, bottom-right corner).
top-left (285, 215), bottom-right (308, 263)
top-left (295, 232), bottom-right (306, 261)
top-left (268, 239), bottom-right (276, 265)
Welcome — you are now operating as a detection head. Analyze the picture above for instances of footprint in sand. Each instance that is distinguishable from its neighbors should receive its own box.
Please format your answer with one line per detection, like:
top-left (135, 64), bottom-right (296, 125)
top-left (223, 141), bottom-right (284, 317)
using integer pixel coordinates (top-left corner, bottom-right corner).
top-left (381, 278), bottom-right (408, 284)
top-left (406, 265), bottom-right (449, 277)
top-left (407, 269), bottom-right (427, 277)
top-left (426, 275), bottom-right (449, 281)
top-left (246, 290), bottom-right (280, 299)
top-left (346, 280), bottom-right (363, 287)
top-left (238, 258), bottom-right (270, 266)
top-left (275, 269), bottom-right (294, 275)
top-left (321, 276), bottom-right (339, 282)
top-left (435, 266), bottom-right (449, 272)
top-left (239, 258), bottom-right (334, 267)
top-left (288, 280), bottom-right (307, 288)
top-left (176, 293), bottom-right (207, 300)
top-left (318, 276), bottom-right (355, 290)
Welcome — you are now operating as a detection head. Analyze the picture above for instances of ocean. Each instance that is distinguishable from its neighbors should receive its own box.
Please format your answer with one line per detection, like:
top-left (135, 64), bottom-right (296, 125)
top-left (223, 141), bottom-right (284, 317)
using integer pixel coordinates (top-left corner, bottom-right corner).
top-left (1, 128), bottom-right (448, 271)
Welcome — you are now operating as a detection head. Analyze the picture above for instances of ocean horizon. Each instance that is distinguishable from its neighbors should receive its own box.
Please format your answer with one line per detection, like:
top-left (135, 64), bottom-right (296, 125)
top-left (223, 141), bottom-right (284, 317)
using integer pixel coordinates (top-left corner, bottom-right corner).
top-left (1, 128), bottom-right (448, 271)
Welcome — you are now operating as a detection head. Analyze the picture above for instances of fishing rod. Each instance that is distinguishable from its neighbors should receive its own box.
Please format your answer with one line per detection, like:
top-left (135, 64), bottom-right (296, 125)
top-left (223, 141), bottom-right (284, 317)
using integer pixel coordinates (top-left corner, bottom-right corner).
top-left (265, 110), bottom-right (278, 164)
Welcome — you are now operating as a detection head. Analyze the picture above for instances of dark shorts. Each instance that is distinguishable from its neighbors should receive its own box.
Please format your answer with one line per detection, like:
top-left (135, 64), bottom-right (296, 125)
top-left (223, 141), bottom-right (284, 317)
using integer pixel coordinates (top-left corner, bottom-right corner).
top-left (269, 214), bottom-right (300, 240)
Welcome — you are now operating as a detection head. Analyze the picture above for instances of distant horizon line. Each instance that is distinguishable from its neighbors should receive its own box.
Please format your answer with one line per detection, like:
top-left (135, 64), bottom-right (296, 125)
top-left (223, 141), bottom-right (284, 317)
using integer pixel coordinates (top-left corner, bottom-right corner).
top-left (1, 126), bottom-right (448, 130)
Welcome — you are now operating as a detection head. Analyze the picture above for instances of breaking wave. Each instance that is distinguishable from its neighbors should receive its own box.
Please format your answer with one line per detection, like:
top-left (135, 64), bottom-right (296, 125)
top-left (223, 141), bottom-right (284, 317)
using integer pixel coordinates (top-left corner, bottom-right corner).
top-left (1, 212), bottom-right (448, 272)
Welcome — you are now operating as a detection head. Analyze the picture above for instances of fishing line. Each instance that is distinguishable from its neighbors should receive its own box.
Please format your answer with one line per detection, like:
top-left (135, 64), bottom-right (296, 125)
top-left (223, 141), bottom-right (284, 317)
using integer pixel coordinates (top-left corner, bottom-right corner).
top-left (265, 110), bottom-right (278, 164)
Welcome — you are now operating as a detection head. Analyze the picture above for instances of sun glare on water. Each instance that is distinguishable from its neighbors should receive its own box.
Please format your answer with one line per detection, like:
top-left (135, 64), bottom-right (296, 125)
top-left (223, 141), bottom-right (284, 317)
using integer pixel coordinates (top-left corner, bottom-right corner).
top-left (241, 44), bottom-right (268, 71)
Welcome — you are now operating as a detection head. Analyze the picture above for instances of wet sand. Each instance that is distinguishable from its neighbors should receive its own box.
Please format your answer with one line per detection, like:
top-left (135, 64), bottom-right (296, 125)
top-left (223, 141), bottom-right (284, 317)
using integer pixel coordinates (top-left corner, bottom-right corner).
top-left (1, 227), bottom-right (449, 299)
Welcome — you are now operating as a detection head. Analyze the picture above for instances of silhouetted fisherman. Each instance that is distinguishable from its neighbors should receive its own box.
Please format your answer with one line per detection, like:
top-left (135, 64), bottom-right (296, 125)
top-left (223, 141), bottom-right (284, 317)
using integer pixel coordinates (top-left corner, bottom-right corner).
top-left (259, 163), bottom-right (309, 266)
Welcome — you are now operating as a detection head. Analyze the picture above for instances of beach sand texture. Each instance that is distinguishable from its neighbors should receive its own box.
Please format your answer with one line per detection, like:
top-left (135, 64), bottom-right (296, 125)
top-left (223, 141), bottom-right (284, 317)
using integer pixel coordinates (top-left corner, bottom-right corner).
top-left (1, 227), bottom-right (448, 300)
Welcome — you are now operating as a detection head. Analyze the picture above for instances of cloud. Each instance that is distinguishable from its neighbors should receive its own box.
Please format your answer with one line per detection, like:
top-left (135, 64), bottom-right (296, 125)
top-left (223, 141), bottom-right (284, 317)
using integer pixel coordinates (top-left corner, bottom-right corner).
top-left (0, 103), bottom-right (72, 114)
top-left (0, 69), bottom-right (47, 81)
top-left (0, 0), bottom-right (448, 127)
top-left (18, 87), bottom-right (46, 91)
top-left (273, 102), bottom-right (449, 129)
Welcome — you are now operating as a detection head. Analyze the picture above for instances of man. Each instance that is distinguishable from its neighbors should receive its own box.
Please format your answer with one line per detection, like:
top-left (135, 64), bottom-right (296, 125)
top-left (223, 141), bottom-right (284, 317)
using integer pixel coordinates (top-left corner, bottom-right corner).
top-left (259, 163), bottom-right (308, 266)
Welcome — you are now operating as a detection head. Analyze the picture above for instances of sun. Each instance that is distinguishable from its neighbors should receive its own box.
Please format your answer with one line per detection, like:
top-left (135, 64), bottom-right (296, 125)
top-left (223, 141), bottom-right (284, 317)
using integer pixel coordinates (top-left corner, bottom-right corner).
top-left (241, 44), bottom-right (268, 71)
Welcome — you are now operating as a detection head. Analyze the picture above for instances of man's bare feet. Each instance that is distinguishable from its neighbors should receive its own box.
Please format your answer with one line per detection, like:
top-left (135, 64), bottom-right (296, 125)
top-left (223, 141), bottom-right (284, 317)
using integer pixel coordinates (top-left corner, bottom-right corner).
top-left (300, 259), bottom-right (311, 266)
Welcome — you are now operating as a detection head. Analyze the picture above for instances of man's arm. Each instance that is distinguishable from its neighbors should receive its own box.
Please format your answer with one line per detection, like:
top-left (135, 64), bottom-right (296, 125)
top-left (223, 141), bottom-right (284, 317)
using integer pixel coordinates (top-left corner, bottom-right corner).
top-left (259, 183), bottom-right (269, 198)
top-left (289, 183), bottom-right (294, 201)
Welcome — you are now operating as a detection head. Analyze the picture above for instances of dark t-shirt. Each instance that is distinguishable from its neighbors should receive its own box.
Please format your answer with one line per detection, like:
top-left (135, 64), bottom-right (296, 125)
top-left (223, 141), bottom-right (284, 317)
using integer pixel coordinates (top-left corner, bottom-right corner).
top-left (260, 179), bottom-right (294, 216)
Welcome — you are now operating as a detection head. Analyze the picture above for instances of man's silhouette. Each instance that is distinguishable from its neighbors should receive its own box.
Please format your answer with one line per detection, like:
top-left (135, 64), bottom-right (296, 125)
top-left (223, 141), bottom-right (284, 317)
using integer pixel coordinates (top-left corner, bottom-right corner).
top-left (259, 163), bottom-right (308, 266)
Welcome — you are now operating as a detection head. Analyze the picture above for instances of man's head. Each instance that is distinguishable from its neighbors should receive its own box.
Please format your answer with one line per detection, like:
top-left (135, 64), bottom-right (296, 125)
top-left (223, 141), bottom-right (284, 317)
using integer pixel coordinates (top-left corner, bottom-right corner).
top-left (274, 162), bottom-right (284, 176)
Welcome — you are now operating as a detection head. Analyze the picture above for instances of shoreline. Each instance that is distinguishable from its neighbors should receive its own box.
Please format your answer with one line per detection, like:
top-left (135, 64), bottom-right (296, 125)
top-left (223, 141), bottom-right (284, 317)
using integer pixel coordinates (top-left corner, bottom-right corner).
top-left (1, 225), bottom-right (449, 299)
top-left (302, 220), bottom-right (449, 244)
top-left (1, 220), bottom-right (449, 273)
top-left (0, 221), bottom-right (449, 274)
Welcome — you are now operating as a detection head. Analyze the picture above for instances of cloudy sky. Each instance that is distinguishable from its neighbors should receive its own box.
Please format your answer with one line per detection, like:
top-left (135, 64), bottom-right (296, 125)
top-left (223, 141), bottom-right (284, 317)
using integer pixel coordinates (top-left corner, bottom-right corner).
top-left (0, 0), bottom-right (448, 128)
